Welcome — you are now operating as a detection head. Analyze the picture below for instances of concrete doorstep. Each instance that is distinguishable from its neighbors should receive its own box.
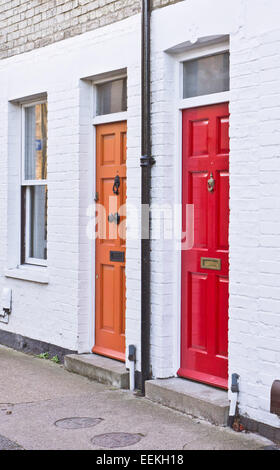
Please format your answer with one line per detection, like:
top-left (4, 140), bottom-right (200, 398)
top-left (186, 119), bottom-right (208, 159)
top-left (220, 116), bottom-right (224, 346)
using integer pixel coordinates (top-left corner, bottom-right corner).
top-left (64, 353), bottom-right (129, 389)
top-left (145, 378), bottom-right (230, 426)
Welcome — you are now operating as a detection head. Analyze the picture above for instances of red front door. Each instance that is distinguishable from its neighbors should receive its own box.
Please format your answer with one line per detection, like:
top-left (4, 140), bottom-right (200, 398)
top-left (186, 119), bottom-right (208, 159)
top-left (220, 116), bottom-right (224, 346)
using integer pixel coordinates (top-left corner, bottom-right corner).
top-left (178, 103), bottom-right (229, 389)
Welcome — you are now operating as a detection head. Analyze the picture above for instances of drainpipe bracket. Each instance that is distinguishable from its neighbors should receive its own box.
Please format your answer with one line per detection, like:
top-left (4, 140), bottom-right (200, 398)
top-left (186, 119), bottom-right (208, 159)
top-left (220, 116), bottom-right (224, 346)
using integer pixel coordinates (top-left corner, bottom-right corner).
top-left (140, 155), bottom-right (156, 167)
top-left (231, 373), bottom-right (240, 393)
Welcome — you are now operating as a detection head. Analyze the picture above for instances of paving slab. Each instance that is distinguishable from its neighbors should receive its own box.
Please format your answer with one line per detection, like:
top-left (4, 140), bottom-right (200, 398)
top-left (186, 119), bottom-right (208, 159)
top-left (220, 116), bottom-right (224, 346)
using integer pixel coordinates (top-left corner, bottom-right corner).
top-left (0, 345), bottom-right (274, 450)
top-left (0, 345), bottom-right (105, 404)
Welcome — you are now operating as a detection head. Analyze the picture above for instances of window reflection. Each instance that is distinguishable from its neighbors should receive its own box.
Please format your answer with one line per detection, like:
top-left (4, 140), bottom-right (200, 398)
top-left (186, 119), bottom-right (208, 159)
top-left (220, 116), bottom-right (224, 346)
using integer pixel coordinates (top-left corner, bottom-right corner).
top-left (183, 53), bottom-right (229, 99)
top-left (25, 103), bottom-right (47, 180)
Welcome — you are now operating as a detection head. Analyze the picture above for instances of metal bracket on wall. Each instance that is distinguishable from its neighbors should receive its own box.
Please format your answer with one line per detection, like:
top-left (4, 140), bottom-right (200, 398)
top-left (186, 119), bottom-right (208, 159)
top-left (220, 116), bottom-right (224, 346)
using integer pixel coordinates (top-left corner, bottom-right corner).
top-left (140, 154), bottom-right (155, 167)
top-left (0, 309), bottom-right (10, 324)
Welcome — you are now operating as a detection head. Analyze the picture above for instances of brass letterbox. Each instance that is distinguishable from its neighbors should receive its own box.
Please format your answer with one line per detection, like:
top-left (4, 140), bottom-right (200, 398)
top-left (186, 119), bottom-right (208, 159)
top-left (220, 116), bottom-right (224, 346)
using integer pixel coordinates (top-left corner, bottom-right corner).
top-left (200, 257), bottom-right (221, 271)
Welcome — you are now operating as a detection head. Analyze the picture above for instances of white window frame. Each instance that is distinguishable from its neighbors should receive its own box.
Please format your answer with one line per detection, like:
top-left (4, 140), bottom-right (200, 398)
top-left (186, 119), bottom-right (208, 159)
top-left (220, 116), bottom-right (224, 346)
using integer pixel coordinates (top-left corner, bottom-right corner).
top-left (21, 100), bottom-right (48, 267)
top-left (92, 73), bottom-right (128, 125)
top-left (173, 40), bottom-right (230, 374)
top-left (177, 41), bottom-right (230, 108)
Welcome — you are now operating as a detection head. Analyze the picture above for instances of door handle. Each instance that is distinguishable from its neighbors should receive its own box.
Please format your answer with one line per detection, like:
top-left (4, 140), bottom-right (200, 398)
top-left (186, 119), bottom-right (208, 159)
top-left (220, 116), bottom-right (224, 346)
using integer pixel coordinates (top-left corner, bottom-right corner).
top-left (207, 172), bottom-right (215, 192)
top-left (108, 212), bottom-right (120, 225)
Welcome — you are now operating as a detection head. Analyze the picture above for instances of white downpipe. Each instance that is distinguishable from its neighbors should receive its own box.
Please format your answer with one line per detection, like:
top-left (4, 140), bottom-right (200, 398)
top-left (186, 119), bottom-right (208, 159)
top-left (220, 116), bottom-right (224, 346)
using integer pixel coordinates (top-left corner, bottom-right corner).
top-left (128, 344), bottom-right (136, 391)
top-left (228, 373), bottom-right (240, 427)
top-left (129, 359), bottom-right (135, 391)
top-left (229, 392), bottom-right (238, 418)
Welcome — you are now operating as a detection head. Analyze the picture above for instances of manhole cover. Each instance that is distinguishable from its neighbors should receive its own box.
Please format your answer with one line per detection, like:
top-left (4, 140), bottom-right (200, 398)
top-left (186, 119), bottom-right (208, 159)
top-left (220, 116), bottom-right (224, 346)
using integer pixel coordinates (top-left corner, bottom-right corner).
top-left (54, 417), bottom-right (102, 429)
top-left (91, 432), bottom-right (142, 448)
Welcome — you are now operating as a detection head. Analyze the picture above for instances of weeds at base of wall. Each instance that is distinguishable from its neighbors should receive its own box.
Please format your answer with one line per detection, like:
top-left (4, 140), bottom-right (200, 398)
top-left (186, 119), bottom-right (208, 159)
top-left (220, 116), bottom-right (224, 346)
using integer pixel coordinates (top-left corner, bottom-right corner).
top-left (36, 352), bottom-right (60, 363)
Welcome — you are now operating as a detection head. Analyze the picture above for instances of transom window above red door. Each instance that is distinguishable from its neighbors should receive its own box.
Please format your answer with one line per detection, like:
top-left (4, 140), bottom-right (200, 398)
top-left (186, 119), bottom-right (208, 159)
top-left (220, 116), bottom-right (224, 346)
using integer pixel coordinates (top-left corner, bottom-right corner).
top-left (183, 52), bottom-right (229, 99)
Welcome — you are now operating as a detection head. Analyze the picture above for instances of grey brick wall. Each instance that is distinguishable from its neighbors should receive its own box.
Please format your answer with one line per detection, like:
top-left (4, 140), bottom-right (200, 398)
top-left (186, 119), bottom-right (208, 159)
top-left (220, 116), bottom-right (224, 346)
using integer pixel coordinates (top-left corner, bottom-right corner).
top-left (0, 0), bottom-right (184, 60)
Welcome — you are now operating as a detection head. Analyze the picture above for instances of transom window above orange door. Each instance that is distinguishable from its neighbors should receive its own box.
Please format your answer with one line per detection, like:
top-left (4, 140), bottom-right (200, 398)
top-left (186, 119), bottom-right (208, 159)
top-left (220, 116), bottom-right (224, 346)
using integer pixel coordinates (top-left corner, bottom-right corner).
top-left (96, 78), bottom-right (127, 116)
top-left (183, 52), bottom-right (229, 99)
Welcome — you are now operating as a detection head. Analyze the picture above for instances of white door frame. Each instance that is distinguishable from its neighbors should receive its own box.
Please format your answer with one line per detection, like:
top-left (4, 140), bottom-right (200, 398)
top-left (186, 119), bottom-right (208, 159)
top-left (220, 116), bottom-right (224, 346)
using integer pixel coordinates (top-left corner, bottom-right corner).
top-left (89, 78), bottom-right (128, 352)
top-left (173, 40), bottom-right (230, 375)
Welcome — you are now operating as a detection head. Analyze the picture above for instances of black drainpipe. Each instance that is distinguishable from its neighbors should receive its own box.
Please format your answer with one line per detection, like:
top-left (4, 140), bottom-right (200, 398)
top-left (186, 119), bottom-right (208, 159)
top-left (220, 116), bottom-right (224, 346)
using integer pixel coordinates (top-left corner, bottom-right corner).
top-left (140, 0), bottom-right (155, 395)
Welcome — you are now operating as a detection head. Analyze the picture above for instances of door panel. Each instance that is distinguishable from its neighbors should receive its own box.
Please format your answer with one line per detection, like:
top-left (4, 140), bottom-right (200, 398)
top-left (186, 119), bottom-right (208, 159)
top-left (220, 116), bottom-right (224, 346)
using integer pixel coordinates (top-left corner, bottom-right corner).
top-left (93, 121), bottom-right (127, 362)
top-left (191, 119), bottom-right (209, 156)
top-left (191, 172), bottom-right (208, 248)
top-left (179, 103), bottom-right (229, 389)
top-left (100, 264), bottom-right (115, 331)
top-left (217, 171), bottom-right (229, 249)
top-left (216, 276), bottom-right (229, 358)
top-left (190, 272), bottom-right (207, 351)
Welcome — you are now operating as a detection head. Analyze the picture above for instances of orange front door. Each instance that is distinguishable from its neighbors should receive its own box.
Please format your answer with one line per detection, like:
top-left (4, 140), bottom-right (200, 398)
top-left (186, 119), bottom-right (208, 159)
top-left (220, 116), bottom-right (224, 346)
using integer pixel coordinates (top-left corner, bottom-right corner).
top-left (93, 121), bottom-right (127, 362)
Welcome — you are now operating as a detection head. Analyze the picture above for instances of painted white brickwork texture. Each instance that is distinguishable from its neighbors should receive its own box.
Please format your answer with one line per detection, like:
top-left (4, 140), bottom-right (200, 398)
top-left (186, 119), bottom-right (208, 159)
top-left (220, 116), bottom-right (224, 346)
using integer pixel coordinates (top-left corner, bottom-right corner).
top-left (0, 0), bottom-right (280, 431)
top-left (229, 26), bottom-right (280, 428)
top-left (0, 15), bottom-right (142, 365)
top-left (149, 0), bottom-right (280, 429)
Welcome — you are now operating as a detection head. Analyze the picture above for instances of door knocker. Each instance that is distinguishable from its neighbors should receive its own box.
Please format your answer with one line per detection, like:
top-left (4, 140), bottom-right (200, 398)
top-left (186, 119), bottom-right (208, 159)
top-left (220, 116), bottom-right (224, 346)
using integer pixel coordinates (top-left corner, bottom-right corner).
top-left (113, 175), bottom-right (120, 195)
top-left (207, 172), bottom-right (215, 193)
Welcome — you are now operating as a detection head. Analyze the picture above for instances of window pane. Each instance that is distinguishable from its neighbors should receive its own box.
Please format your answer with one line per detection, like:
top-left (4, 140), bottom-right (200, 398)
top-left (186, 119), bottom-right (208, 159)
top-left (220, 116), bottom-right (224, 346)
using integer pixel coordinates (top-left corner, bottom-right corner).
top-left (25, 103), bottom-right (47, 180)
top-left (183, 53), bottom-right (229, 99)
top-left (96, 78), bottom-right (127, 115)
top-left (29, 185), bottom-right (47, 260)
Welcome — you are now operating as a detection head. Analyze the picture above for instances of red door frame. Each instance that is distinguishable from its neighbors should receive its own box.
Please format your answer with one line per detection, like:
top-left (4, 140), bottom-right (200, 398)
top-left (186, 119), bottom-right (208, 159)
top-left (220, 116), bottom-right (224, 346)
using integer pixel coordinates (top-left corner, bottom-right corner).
top-left (178, 103), bottom-right (229, 390)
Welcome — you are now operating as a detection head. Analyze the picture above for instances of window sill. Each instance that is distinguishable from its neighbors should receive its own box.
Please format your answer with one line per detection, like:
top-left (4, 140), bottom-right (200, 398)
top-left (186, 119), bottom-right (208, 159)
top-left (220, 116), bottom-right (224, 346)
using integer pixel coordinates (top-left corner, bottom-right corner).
top-left (5, 266), bottom-right (49, 284)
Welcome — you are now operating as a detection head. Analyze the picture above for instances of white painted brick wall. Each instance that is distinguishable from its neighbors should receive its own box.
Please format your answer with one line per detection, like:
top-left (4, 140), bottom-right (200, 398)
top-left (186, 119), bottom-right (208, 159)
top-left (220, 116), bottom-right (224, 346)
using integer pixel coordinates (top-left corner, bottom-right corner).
top-left (150, 0), bottom-right (280, 429)
top-left (0, 0), bottom-right (280, 431)
top-left (150, 49), bottom-right (176, 378)
top-left (229, 22), bottom-right (280, 428)
top-left (0, 15), bottom-right (141, 359)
